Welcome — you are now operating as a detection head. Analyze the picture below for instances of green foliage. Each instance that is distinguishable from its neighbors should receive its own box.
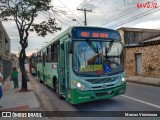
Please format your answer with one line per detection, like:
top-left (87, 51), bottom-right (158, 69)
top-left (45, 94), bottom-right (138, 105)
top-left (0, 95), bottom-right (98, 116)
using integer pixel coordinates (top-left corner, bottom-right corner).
top-left (32, 18), bottom-right (61, 37)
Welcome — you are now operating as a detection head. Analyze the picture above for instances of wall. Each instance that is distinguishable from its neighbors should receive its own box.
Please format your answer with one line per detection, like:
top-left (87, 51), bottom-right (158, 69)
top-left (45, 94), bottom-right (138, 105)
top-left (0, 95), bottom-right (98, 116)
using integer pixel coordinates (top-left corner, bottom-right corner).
top-left (0, 21), bottom-right (11, 80)
top-left (125, 44), bottom-right (160, 77)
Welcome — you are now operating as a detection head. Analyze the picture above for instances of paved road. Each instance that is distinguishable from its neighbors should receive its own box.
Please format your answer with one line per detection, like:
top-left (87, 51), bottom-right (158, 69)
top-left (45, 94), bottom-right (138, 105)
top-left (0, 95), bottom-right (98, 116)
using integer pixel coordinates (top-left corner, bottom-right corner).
top-left (33, 76), bottom-right (160, 120)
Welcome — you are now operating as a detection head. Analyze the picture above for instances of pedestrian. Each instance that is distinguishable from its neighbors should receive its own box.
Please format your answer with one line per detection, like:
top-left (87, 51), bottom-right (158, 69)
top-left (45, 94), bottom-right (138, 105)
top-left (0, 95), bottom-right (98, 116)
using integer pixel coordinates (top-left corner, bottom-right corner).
top-left (0, 65), bottom-right (4, 99)
top-left (11, 67), bottom-right (19, 88)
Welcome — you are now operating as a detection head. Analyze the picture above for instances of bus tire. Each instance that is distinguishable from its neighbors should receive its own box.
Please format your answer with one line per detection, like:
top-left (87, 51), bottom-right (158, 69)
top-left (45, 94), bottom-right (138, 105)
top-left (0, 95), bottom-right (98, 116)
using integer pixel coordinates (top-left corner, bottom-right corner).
top-left (55, 80), bottom-right (63, 99)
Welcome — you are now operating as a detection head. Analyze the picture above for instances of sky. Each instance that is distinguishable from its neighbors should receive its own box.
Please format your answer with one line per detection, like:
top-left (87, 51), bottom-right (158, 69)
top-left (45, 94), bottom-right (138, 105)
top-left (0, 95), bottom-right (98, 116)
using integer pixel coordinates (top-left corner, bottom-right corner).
top-left (1, 0), bottom-right (160, 56)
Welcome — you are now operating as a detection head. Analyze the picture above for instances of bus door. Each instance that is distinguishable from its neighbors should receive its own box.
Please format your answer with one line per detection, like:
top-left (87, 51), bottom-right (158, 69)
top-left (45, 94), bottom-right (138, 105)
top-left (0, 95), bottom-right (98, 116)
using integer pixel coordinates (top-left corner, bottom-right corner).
top-left (42, 52), bottom-right (46, 82)
top-left (58, 42), bottom-right (69, 101)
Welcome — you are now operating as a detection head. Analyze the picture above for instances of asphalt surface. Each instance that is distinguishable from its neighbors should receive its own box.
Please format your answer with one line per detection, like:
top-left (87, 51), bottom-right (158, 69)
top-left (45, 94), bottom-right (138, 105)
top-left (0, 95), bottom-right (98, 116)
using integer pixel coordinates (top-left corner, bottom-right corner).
top-left (32, 76), bottom-right (160, 120)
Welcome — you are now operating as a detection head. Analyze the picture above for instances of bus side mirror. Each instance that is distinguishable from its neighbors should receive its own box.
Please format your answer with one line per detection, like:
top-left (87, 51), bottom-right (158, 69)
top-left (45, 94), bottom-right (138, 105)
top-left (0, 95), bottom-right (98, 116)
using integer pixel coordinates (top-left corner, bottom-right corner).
top-left (68, 42), bottom-right (74, 54)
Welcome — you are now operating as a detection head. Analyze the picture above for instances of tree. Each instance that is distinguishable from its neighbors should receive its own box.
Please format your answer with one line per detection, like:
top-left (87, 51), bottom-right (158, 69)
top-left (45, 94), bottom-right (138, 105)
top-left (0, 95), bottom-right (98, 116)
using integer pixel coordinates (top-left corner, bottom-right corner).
top-left (0, 0), bottom-right (63, 91)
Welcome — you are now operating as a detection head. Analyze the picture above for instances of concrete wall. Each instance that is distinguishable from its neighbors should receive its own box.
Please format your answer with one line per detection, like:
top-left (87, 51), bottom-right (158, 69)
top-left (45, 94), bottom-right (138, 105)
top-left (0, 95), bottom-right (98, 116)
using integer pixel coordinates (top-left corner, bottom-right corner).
top-left (0, 21), bottom-right (11, 80)
top-left (0, 21), bottom-right (10, 58)
top-left (125, 44), bottom-right (160, 77)
top-left (3, 60), bottom-right (12, 80)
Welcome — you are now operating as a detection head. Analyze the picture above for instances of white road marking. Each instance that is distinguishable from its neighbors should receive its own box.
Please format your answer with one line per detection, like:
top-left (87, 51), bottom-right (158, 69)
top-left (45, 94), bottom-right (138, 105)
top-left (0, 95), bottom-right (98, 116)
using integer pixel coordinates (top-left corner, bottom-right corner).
top-left (121, 95), bottom-right (160, 109)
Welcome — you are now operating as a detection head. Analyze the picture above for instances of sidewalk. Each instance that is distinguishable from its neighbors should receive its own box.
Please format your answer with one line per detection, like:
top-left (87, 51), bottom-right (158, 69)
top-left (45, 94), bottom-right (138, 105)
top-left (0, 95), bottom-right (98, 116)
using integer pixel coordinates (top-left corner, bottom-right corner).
top-left (0, 72), bottom-right (41, 111)
top-left (0, 80), bottom-right (40, 111)
top-left (0, 70), bottom-right (51, 120)
top-left (126, 76), bottom-right (160, 87)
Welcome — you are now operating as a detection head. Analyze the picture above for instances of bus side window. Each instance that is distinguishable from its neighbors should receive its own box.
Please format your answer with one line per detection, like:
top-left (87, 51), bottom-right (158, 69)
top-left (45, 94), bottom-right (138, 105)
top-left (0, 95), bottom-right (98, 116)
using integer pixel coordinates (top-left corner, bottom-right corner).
top-left (51, 44), bottom-right (54, 62)
top-left (54, 45), bottom-right (58, 62)
top-left (47, 46), bottom-right (52, 63)
top-left (46, 47), bottom-right (49, 62)
top-left (51, 43), bottom-right (58, 63)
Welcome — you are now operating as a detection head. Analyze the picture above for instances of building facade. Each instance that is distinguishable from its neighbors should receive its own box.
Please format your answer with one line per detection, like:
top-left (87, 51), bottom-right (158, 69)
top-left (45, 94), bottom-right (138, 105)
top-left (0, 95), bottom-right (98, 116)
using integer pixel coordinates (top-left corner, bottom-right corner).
top-left (117, 27), bottom-right (160, 77)
top-left (0, 21), bottom-right (12, 80)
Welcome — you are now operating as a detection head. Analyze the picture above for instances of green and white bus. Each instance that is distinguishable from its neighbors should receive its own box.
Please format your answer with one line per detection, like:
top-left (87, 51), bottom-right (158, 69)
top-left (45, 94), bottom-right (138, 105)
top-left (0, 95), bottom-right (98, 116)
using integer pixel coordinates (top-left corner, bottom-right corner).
top-left (36, 26), bottom-right (126, 104)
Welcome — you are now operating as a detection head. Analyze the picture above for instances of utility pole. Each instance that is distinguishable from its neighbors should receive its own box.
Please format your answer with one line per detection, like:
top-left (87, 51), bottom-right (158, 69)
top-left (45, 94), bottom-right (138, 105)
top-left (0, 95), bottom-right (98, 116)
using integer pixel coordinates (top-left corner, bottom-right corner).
top-left (77, 8), bottom-right (92, 26)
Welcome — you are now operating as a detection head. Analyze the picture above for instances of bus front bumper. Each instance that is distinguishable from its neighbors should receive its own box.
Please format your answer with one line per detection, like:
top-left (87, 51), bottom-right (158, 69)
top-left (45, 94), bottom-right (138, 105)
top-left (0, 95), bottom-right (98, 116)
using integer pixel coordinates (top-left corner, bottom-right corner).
top-left (70, 82), bottom-right (126, 104)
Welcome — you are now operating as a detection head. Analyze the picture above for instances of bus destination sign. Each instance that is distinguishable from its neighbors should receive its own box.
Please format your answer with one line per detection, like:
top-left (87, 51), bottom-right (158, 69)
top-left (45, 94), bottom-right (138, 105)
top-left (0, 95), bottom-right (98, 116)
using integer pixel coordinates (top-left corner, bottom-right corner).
top-left (72, 27), bottom-right (121, 41)
top-left (80, 31), bottom-right (108, 38)
top-left (77, 30), bottom-right (108, 38)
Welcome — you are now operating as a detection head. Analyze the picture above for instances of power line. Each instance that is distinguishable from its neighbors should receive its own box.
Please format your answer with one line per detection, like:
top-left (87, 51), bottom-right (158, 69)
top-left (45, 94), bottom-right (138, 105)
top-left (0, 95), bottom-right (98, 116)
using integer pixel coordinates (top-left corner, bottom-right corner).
top-left (80, 0), bottom-right (93, 8)
top-left (93, 0), bottom-right (124, 18)
top-left (110, 8), bottom-right (160, 29)
top-left (58, 0), bottom-right (83, 22)
top-left (101, 0), bottom-right (159, 26)
top-left (101, 9), bottom-right (138, 26)
top-left (102, 0), bottom-right (124, 15)
top-left (87, 0), bottom-right (105, 11)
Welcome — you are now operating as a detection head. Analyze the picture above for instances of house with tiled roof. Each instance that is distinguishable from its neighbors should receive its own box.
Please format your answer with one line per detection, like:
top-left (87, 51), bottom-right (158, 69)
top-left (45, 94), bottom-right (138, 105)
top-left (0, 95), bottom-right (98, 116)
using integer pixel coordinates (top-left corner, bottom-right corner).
top-left (117, 27), bottom-right (160, 77)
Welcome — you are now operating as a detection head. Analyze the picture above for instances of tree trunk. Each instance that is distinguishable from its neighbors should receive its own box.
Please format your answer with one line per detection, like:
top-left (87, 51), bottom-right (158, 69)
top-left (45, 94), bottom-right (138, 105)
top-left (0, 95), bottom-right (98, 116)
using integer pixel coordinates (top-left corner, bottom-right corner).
top-left (19, 49), bottom-right (28, 91)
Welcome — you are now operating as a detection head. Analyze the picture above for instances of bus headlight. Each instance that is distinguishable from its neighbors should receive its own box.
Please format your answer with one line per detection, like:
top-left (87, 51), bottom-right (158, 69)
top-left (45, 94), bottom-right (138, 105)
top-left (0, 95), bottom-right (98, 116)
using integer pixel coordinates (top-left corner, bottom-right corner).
top-left (122, 78), bottom-right (125, 82)
top-left (120, 77), bottom-right (126, 85)
top-left (73, 80), bottom-right (87, 91)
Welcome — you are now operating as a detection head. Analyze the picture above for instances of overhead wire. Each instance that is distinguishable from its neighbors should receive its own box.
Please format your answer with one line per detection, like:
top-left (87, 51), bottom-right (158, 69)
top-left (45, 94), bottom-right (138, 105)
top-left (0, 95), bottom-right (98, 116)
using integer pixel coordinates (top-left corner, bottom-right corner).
top-left (101, 0), bottom-right (155, 26)
top-left (92, 0), bottom-right (124, 17)
top-left (100, 0), bottom-right (159, 27)
top-left (101, 9), bottom-right (140, 26)
top-left (58, 0), bottom-right (83, 22)
top-left (86, 0), bottom-right (105, 11)
top-left (109, 8), bottom-right (160, 29)
top-left (80, 0), bottom-right (93, 8)
top-left (102, 0), bottom-right (123, 14)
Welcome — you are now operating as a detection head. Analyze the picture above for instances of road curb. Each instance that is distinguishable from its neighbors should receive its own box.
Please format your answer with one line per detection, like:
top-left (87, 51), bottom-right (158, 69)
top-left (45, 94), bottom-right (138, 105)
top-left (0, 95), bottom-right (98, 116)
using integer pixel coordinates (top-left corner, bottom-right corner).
top-left (0, 105), bottom-right (30, 111)
top-left (127, 80), bottom-right (160, 87)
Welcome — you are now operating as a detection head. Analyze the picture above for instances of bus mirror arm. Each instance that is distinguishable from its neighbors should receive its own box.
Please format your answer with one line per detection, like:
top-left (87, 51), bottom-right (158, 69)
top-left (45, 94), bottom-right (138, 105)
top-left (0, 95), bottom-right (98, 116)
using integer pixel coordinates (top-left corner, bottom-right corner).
top-left (68, 42), bottom-right (74, 54)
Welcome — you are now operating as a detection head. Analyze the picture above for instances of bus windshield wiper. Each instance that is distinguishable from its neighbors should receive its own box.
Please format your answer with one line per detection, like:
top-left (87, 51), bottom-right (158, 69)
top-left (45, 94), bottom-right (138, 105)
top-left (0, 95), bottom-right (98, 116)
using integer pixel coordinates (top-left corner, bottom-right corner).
top-left (105, 41), bottom-right (113, 53)
top-left (105, 41), bottom-right (113, 58)
top-left (86, 39), bottom-right (99, 54)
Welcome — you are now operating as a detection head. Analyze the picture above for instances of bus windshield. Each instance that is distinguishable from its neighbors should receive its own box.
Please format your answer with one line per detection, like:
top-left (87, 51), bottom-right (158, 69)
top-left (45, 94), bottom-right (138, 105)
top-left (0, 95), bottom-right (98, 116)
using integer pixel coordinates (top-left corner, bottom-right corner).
top-left (73, 40), bottom-right (124, 76)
